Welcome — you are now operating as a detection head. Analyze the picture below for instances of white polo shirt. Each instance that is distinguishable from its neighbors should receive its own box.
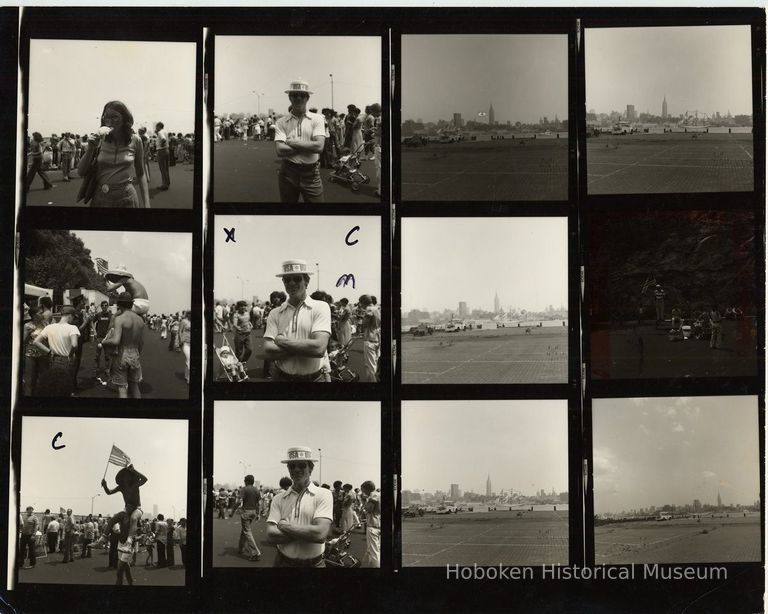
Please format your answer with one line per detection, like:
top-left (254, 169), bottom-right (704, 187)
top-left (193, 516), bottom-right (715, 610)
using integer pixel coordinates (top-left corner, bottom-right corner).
top-left (37, 321), bottom-right (80, 356)
top-left (264, 296), bottom-right (331, 375)
top-left (274, 111), bottom-right (325, 164)
top-left (267, 482), bottom-right (333, 560)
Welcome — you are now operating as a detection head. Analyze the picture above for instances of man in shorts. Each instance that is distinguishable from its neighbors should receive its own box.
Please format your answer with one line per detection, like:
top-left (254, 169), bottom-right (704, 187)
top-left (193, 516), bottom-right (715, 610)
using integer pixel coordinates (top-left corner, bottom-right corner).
top-left (101, 465), bottom-right (148, 547)
top-left (101, 293), bottom-right (144, 399)
top-left (104, 264), bottom-right (150, 316)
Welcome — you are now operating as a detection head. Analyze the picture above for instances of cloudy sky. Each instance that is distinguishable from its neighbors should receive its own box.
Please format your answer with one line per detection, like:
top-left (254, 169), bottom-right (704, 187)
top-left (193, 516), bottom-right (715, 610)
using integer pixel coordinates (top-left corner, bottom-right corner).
top-left (402, 34), bottom-right (567, 125)
top-left (586, 25), bottom-right (753, 117)
top-left (402, 400), bottom-right (568, 495)
top-left (593, 396), bottom-right (759, 514)
top-left (28, 40), bottom-right (197, 136)
top-left (213, 401), bottom-right (380, 489)
top-left (214, 36), bottom-right (381, 115)
top-left (71, 230), bottom-right (192, 315)
top-left (19, 416), bottom-right (188, 518)
top-left (401, 217), bottom-right (568, 313)
top-left (213, 215), bottom-right (381, 303)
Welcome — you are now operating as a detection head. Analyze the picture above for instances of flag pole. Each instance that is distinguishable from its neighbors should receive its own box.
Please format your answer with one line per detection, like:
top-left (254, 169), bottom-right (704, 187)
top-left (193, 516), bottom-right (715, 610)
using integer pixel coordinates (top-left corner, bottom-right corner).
top-left (102, 443), bottom-right (113, 481)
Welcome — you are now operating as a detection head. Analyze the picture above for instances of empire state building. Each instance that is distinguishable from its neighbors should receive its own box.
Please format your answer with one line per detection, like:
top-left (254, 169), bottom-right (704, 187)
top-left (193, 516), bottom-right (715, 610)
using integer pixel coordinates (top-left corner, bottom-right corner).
top-left (488, 103), bottom-right (495, 126)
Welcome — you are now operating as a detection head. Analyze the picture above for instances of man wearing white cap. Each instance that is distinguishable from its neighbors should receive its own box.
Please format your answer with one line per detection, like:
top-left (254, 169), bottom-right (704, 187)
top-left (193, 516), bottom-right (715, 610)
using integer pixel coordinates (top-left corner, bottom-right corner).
top-left (274, 79), bottom-right (326, 203)
top-left (263, 259), bottom-right (331, 382)
top-left (266, 446), bottom-right (333, 567)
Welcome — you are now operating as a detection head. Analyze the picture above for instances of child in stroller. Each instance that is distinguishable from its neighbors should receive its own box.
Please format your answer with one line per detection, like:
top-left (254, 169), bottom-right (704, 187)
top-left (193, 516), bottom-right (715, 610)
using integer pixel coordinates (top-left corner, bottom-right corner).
top-left (329, 144), bottom-right (370, 192)
top-left (215, 336), bottom-right (248, 382)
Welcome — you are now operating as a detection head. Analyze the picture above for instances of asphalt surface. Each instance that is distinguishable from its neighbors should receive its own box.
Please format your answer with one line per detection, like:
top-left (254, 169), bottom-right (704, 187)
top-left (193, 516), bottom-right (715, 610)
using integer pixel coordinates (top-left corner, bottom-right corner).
top-left (17, 543), bottom-right (185, 586)
top-left (69, 326), bottom-right (190, 399)
top-left (587, 133), bottom-right (754, 194)
top-left (213, 139), bottom-right (380, 203)
top-left (211, 511), bottom-right (367, 568)
top-left (26, 159), bottom-right (195, 209)
top-left (590, 320), bottom-right (757, 380)
top-left (212, 329), bottom-right (368, 383)
top-left (400, 138), bottom-right (568, 201)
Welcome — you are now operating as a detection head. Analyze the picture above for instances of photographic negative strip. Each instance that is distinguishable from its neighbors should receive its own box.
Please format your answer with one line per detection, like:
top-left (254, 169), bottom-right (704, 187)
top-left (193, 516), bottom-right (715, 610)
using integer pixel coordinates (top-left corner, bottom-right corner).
top-left (25, 39), bottom-right (197, 209)
top-left (585, 25), bottom-right (754, 195)
top-left (213, 36), bottom-right (383, 203)
top-left (20, 229), bottom-right (193, 399)
top-left (211, 400), bottom-right (381, 568)
top-left (15, 416), bottom-right (189, 585)
top-left (400, 217), bottom-right (568, 384)
top-left (586, 207), bottom-right (758, 381)
top-left (401, 400), bottom-right (569, 567)
top-left (212, 215), bottom-right (381, 384)
top-left (400, 34), bottom-right (568, 201)
top-left (592, 396), bottom-right (761, 564)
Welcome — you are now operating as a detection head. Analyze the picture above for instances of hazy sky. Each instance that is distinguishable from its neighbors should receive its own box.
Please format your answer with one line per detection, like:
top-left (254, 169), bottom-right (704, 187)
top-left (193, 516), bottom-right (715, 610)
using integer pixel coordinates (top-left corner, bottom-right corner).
top-left (213, 215), bottom-right (381, 303)
top-left (28, 40), bottom-right (197, 136)
top-left (586, 26), bottom-right (753, 116)
top-left (71, 230), bottom-right (192, 315)
top-left (213, 401), bottom-right (380, 489)
top-left (401, 217), bottom-right (568, 313)
top-left (593, 396), bottom-right (759, 514)
top-left (402, 400), bottom-right (568, 495)
top-left (214, 36), bottom-right (381, 115)
top-left (402, 35), bottom-right (567, 124)
top-left (19, 416), bottom-right (188, 518)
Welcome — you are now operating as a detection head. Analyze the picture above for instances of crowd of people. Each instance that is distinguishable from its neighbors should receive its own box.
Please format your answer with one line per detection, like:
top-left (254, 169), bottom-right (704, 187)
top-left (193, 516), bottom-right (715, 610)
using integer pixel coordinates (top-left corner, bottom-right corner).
top-left (22, 293), bottom-right (192, 398)
top-left (214, 261), bottom-right (381, 383)
top-left (17, 505), bottom-right (187, 584)
top-left (26, 100), bottom-right (195, 202)
top-left (215, 449), bottom-right (380, 567)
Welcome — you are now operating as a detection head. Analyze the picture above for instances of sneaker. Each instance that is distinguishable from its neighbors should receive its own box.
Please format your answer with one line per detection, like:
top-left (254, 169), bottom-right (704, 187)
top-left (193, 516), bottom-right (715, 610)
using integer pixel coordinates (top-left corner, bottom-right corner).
top-left (249, 554), bottom-right (261, 562)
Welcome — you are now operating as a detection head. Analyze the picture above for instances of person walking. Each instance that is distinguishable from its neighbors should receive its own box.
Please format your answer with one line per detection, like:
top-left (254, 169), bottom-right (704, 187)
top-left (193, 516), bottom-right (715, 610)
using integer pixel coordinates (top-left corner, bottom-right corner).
top-left (25, 132), bottom-right (54, 191)
top-left (233, 475), bottom-right (263, 562)
top-left (155, 121), bottom-right (171, 191)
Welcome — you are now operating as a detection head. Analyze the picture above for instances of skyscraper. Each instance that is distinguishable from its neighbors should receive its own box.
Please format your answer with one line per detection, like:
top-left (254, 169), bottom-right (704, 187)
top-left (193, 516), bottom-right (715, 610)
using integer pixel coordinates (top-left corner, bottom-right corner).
top-left (717, 491), bottom-right (722, 510)
top-left (626, 104), bottom-right (636, 122)
top-left (450, 484), bottom-right (460, 501)
top-left (662, 95), bottom-right (668, 120)
top-left (453, 113), bottom-right (463, 129)
top-left (458, 301), bottom-right (468, 317)
top-left (486, 474), bottom-right (492, 497)
top-left (488, 103), bottom-right (495, 126)
top-left (494, 292), bottom-right (500, 314)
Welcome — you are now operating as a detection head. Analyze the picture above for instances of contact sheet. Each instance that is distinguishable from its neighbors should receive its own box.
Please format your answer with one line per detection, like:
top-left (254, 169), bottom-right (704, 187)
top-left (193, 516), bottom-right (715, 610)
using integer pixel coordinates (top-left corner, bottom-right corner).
top-left (0, 6), bottom-right (764, 614)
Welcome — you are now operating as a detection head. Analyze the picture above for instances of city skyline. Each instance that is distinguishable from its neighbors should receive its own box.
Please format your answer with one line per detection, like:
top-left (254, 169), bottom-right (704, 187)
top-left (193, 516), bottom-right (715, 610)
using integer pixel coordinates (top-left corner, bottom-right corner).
top-left (28, 40), bottom-right (196, 136)
top-left (586, 25), bottom-right (752, 118)
top-left (214, 36), bottom-right (381, 115)
top-left (402, 34), bottom-right (567, 125)
top-left (401, 217), bottom-right (568, 313)
top-left (18, 417), bottom-right (188, 518)
top-left (67, 230), bottom-right (193, 316)
top-left (402, 400), bottom-right (568, 494)
top-left (213, 215), bottom-right (381, 302)
top-left (593, 396), bottom-right (759, 515)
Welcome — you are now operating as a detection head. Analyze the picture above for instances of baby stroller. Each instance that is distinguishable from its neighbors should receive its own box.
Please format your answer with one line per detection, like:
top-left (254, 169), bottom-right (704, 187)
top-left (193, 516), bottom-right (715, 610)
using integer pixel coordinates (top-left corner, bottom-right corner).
top-left (329, 144), bottom-right (370, 192)
top-left (323, 524), bottom-right (361, 568)
top-left (215, 335), bottom-right (249, 382)
top-left (329, 338), bottom-right (360, 383)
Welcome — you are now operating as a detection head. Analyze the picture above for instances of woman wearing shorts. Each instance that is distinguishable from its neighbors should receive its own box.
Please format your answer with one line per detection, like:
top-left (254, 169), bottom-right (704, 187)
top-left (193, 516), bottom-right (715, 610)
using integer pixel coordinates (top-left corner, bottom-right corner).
top-left (78, 100), bottom-right (151, 208)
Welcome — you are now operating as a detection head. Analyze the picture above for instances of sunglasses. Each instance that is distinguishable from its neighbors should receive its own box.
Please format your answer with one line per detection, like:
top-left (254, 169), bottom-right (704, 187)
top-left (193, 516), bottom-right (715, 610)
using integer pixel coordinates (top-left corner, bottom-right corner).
top-left (287, 462), bottom-right (308, 470)
top-left (282, 275), bottom-right (305, 284)
top-left (289, 93), bottom-right (309, 100)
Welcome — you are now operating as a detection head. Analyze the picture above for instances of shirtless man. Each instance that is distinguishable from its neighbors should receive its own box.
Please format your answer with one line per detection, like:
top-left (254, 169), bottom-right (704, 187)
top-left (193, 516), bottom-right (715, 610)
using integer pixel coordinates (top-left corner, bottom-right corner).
top-left (101, 293), bottom-right (145, 399)
top-left (104, 264), bottom-right (150, 316)
top-left (101, 465), bottom-right (147, 546)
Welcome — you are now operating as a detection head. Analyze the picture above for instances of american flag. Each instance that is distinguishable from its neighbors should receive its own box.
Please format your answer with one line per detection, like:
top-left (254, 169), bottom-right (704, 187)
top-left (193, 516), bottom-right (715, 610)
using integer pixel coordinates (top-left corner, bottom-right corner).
top-left (95, 258), bottom-right (108, 277)
top-left (107, 444), bottom-right (131, 468)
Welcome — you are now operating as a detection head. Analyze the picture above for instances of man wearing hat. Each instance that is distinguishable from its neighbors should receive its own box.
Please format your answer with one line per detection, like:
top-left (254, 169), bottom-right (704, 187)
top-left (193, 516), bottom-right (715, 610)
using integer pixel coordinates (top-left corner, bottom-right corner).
top-left (274, 79), bottom-right (326, 203)
top-left (101, 293), bottom-right (145, 399)
top-left (654, 283), bottom-right (666, 325)
top-left (266, 446), bottom-right (333, 567)
top-left (33, 305), bottom-right (81, 396)
top-left (104, 264), bottom-right (150, 315)
top-left (263, 259), bottom-right (331, 382)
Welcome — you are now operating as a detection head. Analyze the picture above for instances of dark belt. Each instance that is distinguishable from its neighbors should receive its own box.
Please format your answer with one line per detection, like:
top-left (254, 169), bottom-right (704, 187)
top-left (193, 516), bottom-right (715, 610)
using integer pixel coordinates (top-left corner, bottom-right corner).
top-left (49, 354), bottom-right (72, 364)
top-left (274, 367), bottom-right (323, 382)
top-left (282, 159), bottom-right (319, 170)
top-left (278, 552), bottom-right (323, 567)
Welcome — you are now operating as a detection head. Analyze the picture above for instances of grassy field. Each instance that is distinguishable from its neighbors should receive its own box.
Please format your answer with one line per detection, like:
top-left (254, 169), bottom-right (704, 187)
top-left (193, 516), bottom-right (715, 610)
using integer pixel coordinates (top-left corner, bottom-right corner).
top-left (401, 138), bottom-right (568, 201)
top-left (587, 132), bottom-right (753, 194)
top-left (595, 514), bottom-right (761, 564)
top-left (402, 510), bottom-right (569, 567)
top-left (401, 326), bottom-right (568, 384)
